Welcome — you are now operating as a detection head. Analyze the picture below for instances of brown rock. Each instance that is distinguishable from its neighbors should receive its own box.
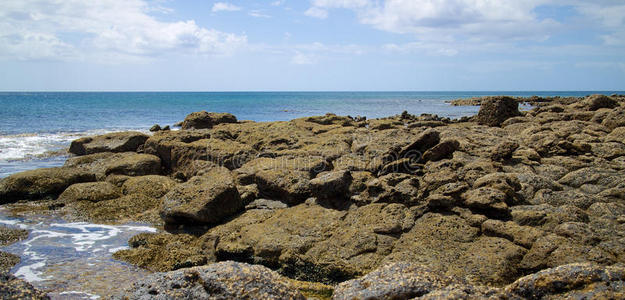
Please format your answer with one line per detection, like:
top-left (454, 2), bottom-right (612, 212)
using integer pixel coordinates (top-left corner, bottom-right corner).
top-left (161, 168), bottom-right (243, 225)
top-left (0, 167), bottom-right (95, 203)
top-left (181, 111), bottom-right (237, 130)
top-left (476, 96), bottom-right (521, 126)
top-left (69, 131), bottom-right (148, 156)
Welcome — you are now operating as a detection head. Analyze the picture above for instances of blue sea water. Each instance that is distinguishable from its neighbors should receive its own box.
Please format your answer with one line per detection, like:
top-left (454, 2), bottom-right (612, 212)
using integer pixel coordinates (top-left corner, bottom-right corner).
top-left (0, 91), bottom-right (621, 177)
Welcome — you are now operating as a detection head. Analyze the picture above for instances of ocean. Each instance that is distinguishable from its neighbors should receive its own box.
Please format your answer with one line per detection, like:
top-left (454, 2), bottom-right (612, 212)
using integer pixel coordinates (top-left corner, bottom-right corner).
top-left (0, 91), bottom-right (620, 178)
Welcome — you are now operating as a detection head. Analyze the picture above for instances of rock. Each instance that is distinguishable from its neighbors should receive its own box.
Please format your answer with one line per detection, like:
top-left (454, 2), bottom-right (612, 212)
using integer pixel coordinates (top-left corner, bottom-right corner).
top-left (0, 273), bottom-right (50, 300)
top-left (351, 173), bottom-right (419, 206)
top-left (245, 199), bottom-right (288, 210)
top-left (491, 141), bottom-right (520, 161)
top-left (332, 262), bottom-right (452, 300)
top-left (121, 175), bottom-right (177, 198)
top-left (0, 167), bottom-right (95, 203)
top-left (113, 261), bottom-right (305, 300)
top-left (104, 153), bottom-right (161, 177)
top-left (149, 124), bottom-right (161, 132)
top-left (585, 94), bottom-right (619, 111)
top-left (421, 140), bottom-right (459, 162)
top-left (162, 125), bottom-right (171, 131)
top-left (161, 168), bottom-right (243, 225)
top-left (461, 187), bottom-right (509, 216)
top-left (398, 129), bottom-right (440, 159)
top-left (236, 157), bottom-right (329, 205)
top-left (452, 236), bottom-right (527, 285)
top-left (377, 158), bottom-right (422, 176)
top-left (482, 219), bottom-right (543, 248)
top-left (114, 232), bottom-right (213, 272)
top-left (69, 131), bottom-right (149, 156)
top-left (310, 170), bottom-right (352, 200)
top-left (0, 251), bottom-right (21, 273)
top-left (0, 226), bottom-right (28, 247)
top-left (59, 182), bottom-right (120, 202)
top-left (476, 96), bottom-right (521, 126)
top-left (181, 111), bottom-right (237, 130)
top-left (602, 107), bottom-right (625, 130)
top-left (505, 263), bottom-right (625, 299)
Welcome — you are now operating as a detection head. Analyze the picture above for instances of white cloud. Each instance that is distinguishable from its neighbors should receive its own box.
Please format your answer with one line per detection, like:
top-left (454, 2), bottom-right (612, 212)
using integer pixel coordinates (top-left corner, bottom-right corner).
top-left (291, 52), bottom-right (315, 65)
top-left (0, 0), bottom-right (247, 62)
top-left (249, 10), bottom-right (271, 18)
top-left (211, 2), bottom-right (242, 12)
top-left (306, 0), bottom-right (556, 42)
top-left (305, 7), bottom-right (328, 19)
top-left (271, 0), bottom-right (286, 6)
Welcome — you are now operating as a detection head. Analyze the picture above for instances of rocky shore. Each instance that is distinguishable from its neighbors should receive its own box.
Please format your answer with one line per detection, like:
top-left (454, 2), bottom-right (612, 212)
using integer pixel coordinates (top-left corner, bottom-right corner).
top-left (1, 94), bottom-right (625, 299)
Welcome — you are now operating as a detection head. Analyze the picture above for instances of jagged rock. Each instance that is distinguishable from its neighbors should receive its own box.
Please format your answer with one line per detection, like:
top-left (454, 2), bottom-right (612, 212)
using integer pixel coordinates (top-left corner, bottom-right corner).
top-left (181, 111), bottom-right (237, 130)
top-left (351, 173), bottom-right (419, 206)
top-left (491, 141), bottom-right (520, 161)
top-left (245, 199), bottom-right (288, 210)
top-left (421, 140), bottom-right (459, 162)
top-left (0, 273), bottom-right (50, 300)
top-left (64, 152), bottom-right (139, 180)
top-left (149, 124), bottom-right (161, 132)
top-left (235, 157), bottom-right (329, 205)
top-left (482, 219), bottom-right (543, 248)
top-left (378, 158), bottom-right (422, 176)
top-left (104, 153), bottom-right (161, 177)
top-left (59, 181), bottom-right (120, 202)
top-left (505, 263), bottom-right (625, 299)
top-left (121, 175), bottom-right (177, 198)
top-left (161, 168), bottom-right (243, 225)
top-left (476, 96), bottom-right (521, 126)
top-left (461, 187), bottom-right (509, 215)
top-left (602, 107), bottom-right (625, 130)
top-left (332, 262), bottom-right (452, 300)
top-left (310, 170), bottom-right (352, 200)
top-left (0, 167), bottom-right (95, 203)
top-left (113, 261), bottom-right (305, 300)
top-left (69, 131), bottom-right (149, 156)
top-left (585, 94), bottom-right (619, 111)
top-left (398, 129), bottom-right (440, 159)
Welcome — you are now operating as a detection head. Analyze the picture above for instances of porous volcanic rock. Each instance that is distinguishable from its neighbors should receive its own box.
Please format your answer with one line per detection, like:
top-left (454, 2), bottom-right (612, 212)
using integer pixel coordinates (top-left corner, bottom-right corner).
top-left (0, 167), bottom-right (95, 203)
top-left (476, 96), bottom-right (521, 126)
top-left (161, 167), bottom-right (243, 225)
top-left (69, 131), bottom-right (148, 156)
top-left (181, 111), bottom-right (238, 130)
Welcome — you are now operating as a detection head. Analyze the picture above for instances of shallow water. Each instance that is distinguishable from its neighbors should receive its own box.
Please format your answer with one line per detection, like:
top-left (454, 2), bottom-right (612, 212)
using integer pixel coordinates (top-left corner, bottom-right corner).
top-left (0, 209), bottom-right (156, 299)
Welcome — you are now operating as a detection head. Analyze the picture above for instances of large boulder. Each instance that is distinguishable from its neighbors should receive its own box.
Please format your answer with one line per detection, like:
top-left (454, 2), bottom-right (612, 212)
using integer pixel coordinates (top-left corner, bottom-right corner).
top-left (235, 157), bottom-right (329, 205)
top-left (69, 131), bottom-right (149, 156)
top-left (602, 107), bottom-right (625, 130)
top-left (476, 96), bottom-right (521, 127)
top-left (0, 167), bottom-right (95, 203)
top-left (121, 175), bottom-right (177, 198)
top-left (58, 182), bottom-right (121, 202)
top-left (104, 154), bottom-right (161, 177)
top-left (113, 261), bottom-right (305, 300)
top-left (181, 111), bottom-right (237, 130)
top-left (585, 94), bottom-right (618, 111)
top-left (332, 262), bottom-right (452, 300)
top-left (505, 263), bottom-right (625, 299)
top-left (161, 168), bottom-right (243, 225)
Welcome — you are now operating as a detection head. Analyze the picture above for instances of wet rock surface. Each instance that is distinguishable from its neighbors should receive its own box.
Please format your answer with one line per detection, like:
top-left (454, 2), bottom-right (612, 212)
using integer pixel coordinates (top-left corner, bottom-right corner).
top-left (2, 94), bottom-right (625, 299)
top-left (112, 261), bottom-right (305, 300)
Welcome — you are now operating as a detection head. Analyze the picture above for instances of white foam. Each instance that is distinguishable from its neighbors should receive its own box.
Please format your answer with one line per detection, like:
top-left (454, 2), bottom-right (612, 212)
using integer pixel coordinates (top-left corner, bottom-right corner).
top-left (58, 291), bottom-right (100, 300)
top-left (14, 261), bottom-right (49, 282)
top-left (0, 128), bottom-right (150, 162)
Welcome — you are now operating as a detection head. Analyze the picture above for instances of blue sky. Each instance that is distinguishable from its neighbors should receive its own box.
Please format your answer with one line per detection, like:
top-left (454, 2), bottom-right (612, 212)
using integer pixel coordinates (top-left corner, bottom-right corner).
top-left (0, 0), bottom-right (624, 91)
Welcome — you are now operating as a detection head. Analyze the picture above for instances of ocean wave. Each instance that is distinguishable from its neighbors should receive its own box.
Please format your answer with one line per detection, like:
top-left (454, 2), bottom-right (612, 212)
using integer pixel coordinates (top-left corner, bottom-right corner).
top-left (0, 129), bottom-right (149, 162)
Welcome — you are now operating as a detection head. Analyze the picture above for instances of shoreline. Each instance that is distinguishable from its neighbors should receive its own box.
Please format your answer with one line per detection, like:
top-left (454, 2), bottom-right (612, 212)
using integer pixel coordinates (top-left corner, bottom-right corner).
top-left (1, 94), bottom-right (625, 298)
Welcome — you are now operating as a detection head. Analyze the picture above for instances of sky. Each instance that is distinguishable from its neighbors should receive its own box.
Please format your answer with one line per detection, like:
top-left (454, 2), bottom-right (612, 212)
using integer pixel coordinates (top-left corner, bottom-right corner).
top-left (0, 0), bottom-right (624, 91)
